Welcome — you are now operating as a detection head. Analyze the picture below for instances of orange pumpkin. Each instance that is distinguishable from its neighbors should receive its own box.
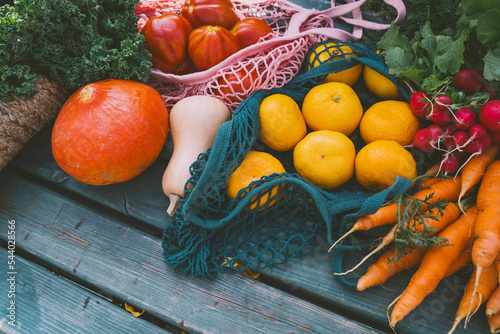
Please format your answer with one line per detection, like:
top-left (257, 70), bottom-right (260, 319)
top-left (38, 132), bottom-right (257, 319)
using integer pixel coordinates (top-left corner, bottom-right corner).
top-left (51, 79), bottom-right (169, 185)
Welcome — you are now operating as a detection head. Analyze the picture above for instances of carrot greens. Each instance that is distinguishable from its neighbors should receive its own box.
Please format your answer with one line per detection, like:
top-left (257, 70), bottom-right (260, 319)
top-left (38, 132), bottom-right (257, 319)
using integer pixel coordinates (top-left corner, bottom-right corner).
top-left (393, 193), bottom-right (450, 259)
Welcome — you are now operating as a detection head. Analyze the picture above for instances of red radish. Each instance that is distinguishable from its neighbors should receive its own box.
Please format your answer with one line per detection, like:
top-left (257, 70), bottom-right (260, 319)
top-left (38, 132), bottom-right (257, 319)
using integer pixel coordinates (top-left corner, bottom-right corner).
top-left (434, 94), bottom-right (452, 111)
top-left (412, 128), bottom-right (434, 152)
top-left (479, 100), bottom-right (500, 131)
top-left (491, 131), bottom-right (500, 145)
top-left (453, 69), bottom-right (484, 94)
top-left (410, 92), bottom-right (431, 118)
top-left (453, 130), bottom-right (470, 149)
top-left (441, 153), bottom-right (460, 174)
top-left (480, 86), bottom-right (498, 100)
top-left (453, 108), bottom-right (476, 130)
top-left (444, 137), bottom-right (455, 151)
top-left (426, 124), bottom-right (444, 142)
top-left (469, 123), bottom-right (488, 139)
top-left (442, 124), bottom-right (457, 137)
top-left (465, 134), bottom-right (491, 154)
top-left (429, 108), bottom-right (451, 125)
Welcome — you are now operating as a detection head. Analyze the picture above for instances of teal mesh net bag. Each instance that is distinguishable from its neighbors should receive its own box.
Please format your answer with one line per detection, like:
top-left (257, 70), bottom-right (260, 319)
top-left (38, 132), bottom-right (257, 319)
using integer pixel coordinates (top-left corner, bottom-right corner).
top-left (162, 41), bottom-right (419, 282)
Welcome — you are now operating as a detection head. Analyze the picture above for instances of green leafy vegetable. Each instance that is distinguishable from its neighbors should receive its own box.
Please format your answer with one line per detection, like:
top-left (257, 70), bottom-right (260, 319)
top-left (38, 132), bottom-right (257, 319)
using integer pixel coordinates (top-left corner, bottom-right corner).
top-left (0, 3), bottom-right (37, 101)
top-left (0, 0), bottom-right (152, 102)
top-left (361, 0), bottom-right (461, 43)
top-left (484, 48), bottom-right (500, 81)
top-left (377, 0), bottom-right (500, 93)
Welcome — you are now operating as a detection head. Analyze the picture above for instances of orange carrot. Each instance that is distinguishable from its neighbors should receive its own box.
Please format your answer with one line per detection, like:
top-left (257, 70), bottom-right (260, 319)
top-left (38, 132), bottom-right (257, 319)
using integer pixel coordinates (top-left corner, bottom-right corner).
top-left (488, 311), bottom-right (500, 333)
top-left (472, 205), bottom-right (500, 271)
top-left (475, 159), bottom-right (500, 210)
top-left (356, 246), bottom-right (426, 291)
top-left (445, 242), bottom-right (473, 278)
top-left (419, 176), bottom-right (444, 191)
top-left (487, 286), bottom-right (500, 318)
top-left (329, 177), bottom-right (462, 250)
top-left (487, 253), bottom-right (500, 320)
top-left (471, 160), bottom-right (500, 307)
top-left (358, 176), bottom-right (462, 230)
top-left (389, 205), bottom-right (479, 327)
top-left (459, 144), bottom-right (499, 203)
top-left (335, 202), bottom-right (460, 276)
top-left (496, 252), bottom-right (500, 283)
top-left (448, 264), bottom-right (498, 334)
top-left (419, 162), bottom-right (444, 190)
top-left (424, 162), bottom-right (442, 175)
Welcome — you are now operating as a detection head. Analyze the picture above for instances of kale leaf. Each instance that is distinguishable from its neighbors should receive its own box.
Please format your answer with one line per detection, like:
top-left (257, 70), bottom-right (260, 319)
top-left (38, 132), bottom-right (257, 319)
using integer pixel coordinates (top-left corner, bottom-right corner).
top-left (0, 0), bottom-right (152, 102)
top-left (0, 3), bottom-right (38, 101)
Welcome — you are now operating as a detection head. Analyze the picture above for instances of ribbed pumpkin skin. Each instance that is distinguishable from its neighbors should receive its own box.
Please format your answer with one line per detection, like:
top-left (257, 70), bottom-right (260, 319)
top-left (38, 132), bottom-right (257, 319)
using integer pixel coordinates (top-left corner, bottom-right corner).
top-left (51, 79), bottom-right (169, 185)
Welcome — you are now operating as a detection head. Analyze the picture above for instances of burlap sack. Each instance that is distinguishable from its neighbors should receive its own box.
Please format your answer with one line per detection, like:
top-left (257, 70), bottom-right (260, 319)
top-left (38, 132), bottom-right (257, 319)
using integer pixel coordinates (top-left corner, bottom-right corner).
top-left (0, 74), bottom-right (67, 171)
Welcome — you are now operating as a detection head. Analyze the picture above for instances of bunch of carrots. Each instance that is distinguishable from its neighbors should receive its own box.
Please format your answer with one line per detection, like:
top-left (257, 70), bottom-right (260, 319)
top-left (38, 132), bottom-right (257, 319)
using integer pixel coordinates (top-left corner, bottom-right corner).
top-left (330, 144), bottom-right (500, 333)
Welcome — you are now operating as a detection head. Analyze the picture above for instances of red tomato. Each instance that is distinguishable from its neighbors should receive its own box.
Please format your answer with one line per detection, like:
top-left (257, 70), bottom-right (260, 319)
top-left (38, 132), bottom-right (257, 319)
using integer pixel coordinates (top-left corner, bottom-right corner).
top-left (217, 65), bottom-right (260, 103)
top-left (181, 0), bottom-right (239, 30)
top-left (230, 17), bottom-right (273, 49)
top-left (188, 25), bottom-right (240, 71)
top-left (151, 54), bottom-right (195, 75)
top-left (141, 13), bottom-right (193, 74)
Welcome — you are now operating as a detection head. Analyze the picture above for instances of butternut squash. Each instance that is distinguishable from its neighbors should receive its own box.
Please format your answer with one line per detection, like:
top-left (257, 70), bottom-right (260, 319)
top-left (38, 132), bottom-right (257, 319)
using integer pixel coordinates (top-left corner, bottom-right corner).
top-left (162, 95), bottom-right (231, 216)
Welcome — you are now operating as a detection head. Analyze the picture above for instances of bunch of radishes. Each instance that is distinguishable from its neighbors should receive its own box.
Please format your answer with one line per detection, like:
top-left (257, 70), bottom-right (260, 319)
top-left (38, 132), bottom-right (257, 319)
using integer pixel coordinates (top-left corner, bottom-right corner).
top-left (409, 69), bottom-right (500, 174)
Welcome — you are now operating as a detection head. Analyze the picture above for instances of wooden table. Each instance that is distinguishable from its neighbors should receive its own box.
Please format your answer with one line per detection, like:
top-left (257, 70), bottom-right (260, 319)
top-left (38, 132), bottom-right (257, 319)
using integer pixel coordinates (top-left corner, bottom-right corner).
top-left (0, 1), bottom-right (492, 333)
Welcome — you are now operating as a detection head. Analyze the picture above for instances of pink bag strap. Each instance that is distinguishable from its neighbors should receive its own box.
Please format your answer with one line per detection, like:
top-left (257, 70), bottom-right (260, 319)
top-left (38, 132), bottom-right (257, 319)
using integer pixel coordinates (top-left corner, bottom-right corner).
top-left (284, 0), bottom-right (406, 40)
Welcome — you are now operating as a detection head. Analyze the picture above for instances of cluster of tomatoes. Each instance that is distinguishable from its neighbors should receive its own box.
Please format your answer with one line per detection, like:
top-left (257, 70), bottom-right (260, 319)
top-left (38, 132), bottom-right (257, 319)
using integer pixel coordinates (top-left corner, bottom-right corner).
top-left (140, 0), bottom-right (273, 74)
top-left (409, 69), bottom-right (500, 174)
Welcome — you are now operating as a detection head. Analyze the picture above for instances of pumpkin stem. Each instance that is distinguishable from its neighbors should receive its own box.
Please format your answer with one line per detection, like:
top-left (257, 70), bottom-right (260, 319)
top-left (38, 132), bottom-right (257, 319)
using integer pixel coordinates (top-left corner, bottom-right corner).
top-left (80, 85), bottom-right (94, 102)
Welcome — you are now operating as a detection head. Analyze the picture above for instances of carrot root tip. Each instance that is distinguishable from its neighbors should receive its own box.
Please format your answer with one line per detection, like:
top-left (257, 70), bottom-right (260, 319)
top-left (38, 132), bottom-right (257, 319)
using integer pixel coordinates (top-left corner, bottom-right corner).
top-left (333, 242), bottom-right (385, 276)
top-left (447, 316), bottom-right (463, 334)
top-left (465, 266), bottom-right (483, 322)
top-left (387, 294), bottom-right (401, 332)
top-left (329, 225), bottom-right (357, 252)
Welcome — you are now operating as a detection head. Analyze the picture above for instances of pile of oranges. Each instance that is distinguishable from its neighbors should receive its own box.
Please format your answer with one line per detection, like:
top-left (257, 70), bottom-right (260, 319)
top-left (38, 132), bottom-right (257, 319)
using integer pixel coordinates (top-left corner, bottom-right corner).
top-left (226, 41), bottom-right (421, 207)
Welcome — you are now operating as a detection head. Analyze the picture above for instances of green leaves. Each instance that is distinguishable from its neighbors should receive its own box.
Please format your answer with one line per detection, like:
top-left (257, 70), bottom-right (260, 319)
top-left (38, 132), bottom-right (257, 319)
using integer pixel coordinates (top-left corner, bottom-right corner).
top-left (377, 22), bottom-right (465, 92)
top-left (0, 64), bottom-right (37, 102)
top-left (435, 34), bottom-right (466, 74)
top-left (377, 24), bottom-right (408, 51)
top-left (0, 0), bottom-right (152, 102)
top-left (464, 2), bottom-right (500, 81)
top-left (377, 0), bottom-right (500, 93)
top-left (484, 48), bottom-right (500, 81)
top-left (476, 10), bottom-right (500, 48)
top-left (385, 48), bottom-right (413, 73)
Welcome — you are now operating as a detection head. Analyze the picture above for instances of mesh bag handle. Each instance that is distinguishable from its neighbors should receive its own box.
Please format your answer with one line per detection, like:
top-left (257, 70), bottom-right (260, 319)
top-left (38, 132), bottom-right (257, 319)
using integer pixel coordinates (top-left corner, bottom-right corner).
top-left (284, 0), bottom-right (406, 40)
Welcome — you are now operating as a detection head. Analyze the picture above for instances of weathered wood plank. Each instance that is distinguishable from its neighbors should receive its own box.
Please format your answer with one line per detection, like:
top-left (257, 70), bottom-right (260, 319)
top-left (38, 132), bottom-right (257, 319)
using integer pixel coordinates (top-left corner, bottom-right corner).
top-left (0, 172), bottom-right (385, 334)
top-left (0, 248), bottom-right (172, 334)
